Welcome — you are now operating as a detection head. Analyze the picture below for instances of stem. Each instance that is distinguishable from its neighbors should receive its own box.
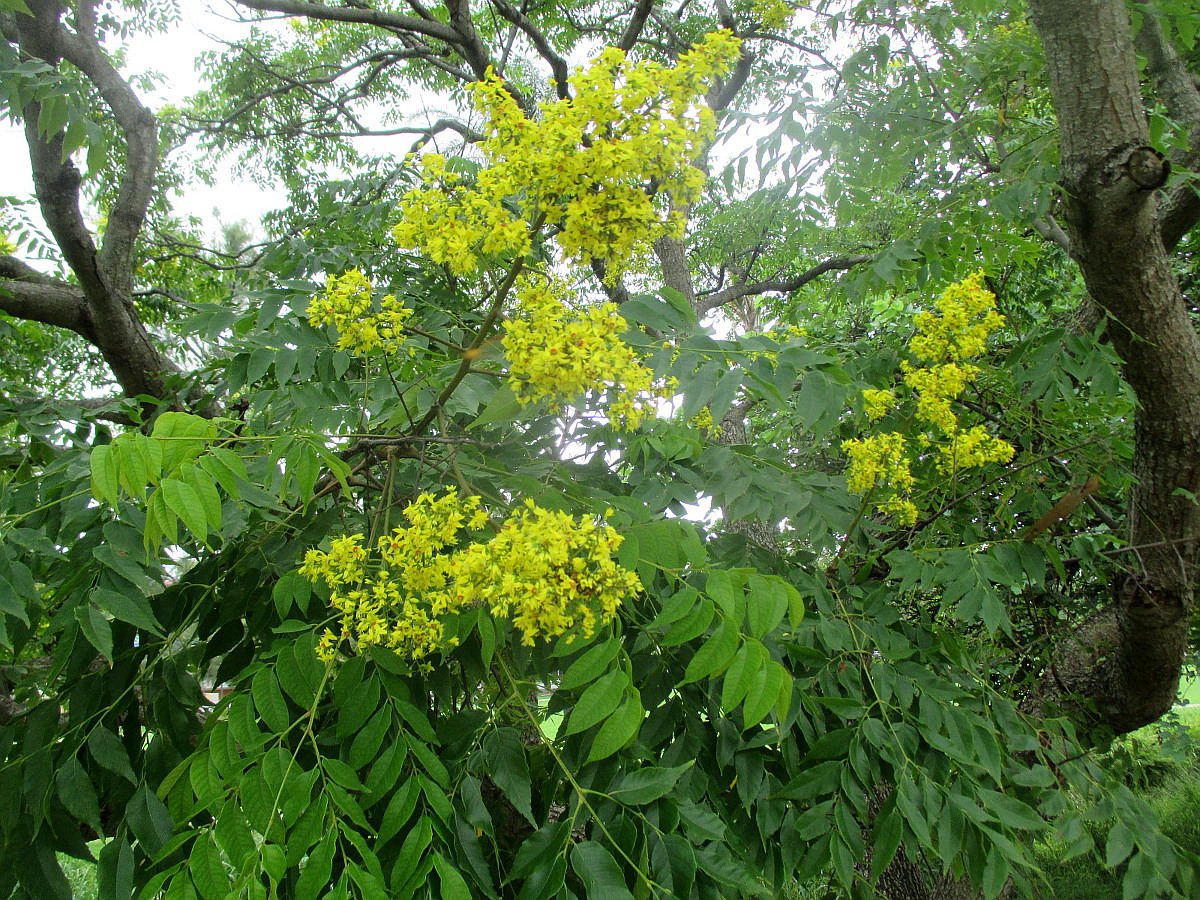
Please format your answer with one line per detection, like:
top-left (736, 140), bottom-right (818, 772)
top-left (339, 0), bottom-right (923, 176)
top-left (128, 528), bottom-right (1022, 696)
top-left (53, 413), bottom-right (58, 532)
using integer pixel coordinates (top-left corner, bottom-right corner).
top-left (413, 212), bottom-right (546, 435)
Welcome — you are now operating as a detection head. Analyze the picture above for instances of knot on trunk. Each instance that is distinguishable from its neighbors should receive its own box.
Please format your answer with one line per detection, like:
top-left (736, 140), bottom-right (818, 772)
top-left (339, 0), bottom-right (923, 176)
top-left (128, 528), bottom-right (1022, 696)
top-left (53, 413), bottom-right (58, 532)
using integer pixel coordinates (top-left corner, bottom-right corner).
top-left (1119, 145), bottom-right (1170, 191)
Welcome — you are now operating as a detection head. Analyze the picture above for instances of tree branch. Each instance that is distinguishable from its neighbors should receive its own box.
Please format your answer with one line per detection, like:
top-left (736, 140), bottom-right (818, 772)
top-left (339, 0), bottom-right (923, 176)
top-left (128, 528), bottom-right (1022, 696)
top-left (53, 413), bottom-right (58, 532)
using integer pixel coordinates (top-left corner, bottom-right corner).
top-left (618, 0), bottom-right (656, 51)
top-left (57, 24), bottom-right (158, 302)
top-left (490, 0), bottom-right (569, 99)
top-left (234, 0), bottom-right (459, 45)
top-left (697, 253), bottom-right (874, 315)
top-left (1136, 10), bottom-right (1200, 249)
top-left (0, 267), bottom-right (91, 337)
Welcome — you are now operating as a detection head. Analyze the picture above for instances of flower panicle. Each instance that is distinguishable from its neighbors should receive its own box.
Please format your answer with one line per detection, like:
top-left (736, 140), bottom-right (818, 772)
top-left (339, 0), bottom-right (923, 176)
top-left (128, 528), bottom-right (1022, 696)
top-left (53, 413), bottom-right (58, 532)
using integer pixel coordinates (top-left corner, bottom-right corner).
top-left (842, 271), bottom-right (1014, 525)
top-left (300, 491), bottom-right (641, 665)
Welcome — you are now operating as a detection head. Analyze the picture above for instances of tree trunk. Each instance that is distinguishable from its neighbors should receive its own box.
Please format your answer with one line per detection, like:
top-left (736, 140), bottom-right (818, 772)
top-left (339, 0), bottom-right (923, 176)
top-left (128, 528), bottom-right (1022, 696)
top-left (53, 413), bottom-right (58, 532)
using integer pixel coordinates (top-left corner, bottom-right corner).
top-left (1024, 0), bottom-right (1200, 736)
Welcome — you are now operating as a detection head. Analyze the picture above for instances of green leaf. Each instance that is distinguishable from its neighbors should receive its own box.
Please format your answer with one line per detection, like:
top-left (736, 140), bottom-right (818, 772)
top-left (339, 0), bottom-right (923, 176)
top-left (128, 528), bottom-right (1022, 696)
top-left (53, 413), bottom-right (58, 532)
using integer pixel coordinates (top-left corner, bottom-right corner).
top-left (214, 802), bottom-right (256, 869)
top-left (76, 603), bottom-right (113, 660)
top-left (90, 587), bottom-right (162, 636)
top-left (272, 571), bottom-right (311, 618)
top-left (152, 411), bottom-right (216, 472)
top-left (391, 815), bottom-right (433, 887)
top-left (349, 707), bottom-right (393, 770)
top-left (871, 807), bottom-right (904, 879)
top-left (585, 687), bottom-right (642, 763)
top-left (296, 831), bottom-right (337, 900)
top-left (559, 636), bottom-right (621, 692)
top-left (378, 778), bottom-right (420, 845)
top-left (647, 585), bottom-right (701, 629)
top-left (571, 841), bottom-right (635, 900)
top-left (662, 594), bottom-right (714, 647)
top-left (121, 434), bottom-right (161, 495)
top-left (746, 574), bottom-right (790, 638)
top-left (720, 639), bottom-right (766, 713)
top-left (705, 569), bottom-right (745, 619)
top-left (609, 762), bottom-right (691, 805)
top-left (563, 668), bottom-right (629, 736)
top-left (406, 733), bottom-right (450, 788)
top-left (252, 668), bottom-right (292, 734)
top-left (1105, 822), bottom-right (1135, 868)
top-left (743, 660), bottom-right (788, 728)
top-left (128, 784), bottom-right (174, 858)
top-left (98, 838), bottom-right (135, 900)
top-left (189, 833), bottom-right (228, 900)
top-left (276, 644), bottom-right (318, 709)
top-left (93, 543), bottom-right (157, 589)
top-left (55, 757), bottom-right (102, 835)
top-left (162, 476), bottom-right (209, 542)
top-left (90, 443), bottom-right (119, 503)
top-left (468, 381), bottom-right (523, 430)
top-left (185, 465), bottom-right (223, 535)
top-left (88, 728), bottom-right (137, 784)
top-left (200, 449), bottom-right (247, 500)
top-left (682, 617), bottom-right (739, 684)
top-left (433, 852), bottom-right (473, 900)
top-left (621, 292), bottom-right (694, 335)
top-left (483, 727), bottom-right (535, 824)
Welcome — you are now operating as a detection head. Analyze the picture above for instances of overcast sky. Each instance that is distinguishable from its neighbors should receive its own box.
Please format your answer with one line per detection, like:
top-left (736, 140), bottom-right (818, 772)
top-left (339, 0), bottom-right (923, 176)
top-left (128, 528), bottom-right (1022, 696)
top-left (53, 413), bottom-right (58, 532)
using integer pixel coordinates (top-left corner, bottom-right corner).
top-left (1, 4), bottom-right (287, 249)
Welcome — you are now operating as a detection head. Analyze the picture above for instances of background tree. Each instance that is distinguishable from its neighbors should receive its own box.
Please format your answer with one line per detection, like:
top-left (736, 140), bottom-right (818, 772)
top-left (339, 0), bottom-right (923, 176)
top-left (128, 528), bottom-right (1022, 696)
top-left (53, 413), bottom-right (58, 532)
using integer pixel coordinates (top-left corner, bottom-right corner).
top-left (2, 1), bottom-right (1200, 899)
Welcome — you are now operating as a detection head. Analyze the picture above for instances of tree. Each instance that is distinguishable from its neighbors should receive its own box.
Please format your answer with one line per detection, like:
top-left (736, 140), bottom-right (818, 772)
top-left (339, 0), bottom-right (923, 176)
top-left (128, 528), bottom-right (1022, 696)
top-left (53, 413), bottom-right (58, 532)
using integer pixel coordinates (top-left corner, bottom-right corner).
top-left (1, 1), bottom-right (1199, 899)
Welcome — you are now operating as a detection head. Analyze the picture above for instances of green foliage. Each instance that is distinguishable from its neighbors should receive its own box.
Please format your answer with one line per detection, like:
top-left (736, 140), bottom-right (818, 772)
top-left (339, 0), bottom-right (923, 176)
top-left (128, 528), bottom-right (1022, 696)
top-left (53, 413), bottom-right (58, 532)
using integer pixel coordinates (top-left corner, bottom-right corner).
top-left (2, 1), bottom-right (1199, 899)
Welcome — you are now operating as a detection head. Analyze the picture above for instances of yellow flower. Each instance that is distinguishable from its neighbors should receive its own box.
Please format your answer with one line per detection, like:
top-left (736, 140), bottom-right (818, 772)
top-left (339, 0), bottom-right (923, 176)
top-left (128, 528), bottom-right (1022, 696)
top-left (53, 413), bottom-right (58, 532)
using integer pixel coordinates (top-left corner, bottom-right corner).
top-left (502, 278), bottom-right (668, 430)
top-left (307, 269), bottom-right (413, 356)
top-left (298, 492), bottom-right (641, 663)
top-left (863, 389), bottom-right (896, 422)
top-left (392, 31), bottom-right (742, 280)
top-left (841, 271), bottom-right (1014, 524)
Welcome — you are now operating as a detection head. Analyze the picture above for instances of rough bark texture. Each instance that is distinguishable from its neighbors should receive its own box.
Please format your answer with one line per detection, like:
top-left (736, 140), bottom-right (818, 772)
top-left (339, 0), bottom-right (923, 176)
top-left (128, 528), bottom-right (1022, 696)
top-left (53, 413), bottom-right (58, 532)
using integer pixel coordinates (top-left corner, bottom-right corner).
top-left (1, 1), bottom-right (178, 404)
top-left (1025, 0), bottom-right (1200, 735)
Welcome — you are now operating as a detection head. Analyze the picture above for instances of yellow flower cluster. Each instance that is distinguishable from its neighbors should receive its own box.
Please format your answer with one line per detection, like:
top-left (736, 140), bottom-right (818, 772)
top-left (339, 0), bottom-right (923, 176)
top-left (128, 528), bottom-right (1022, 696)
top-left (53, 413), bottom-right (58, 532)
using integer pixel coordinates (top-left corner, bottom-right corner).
top-left (901, 361), bottom-right (976, 434)
top-left (863, 389), bottom-right (896, 422)
top-left (502, 279), bottom-right (668, 429)
top-left (752, 0), bottom-right (797, 30)
top-left (392, 31), bottom-right (742, 280)
top-left (689, 406), bottom-right (722, 438)
top-left (843, 433), bottom-right (912, 493)
top-left (842, 272), bottom-right (1013, 525)
top-left (300, 492), bottom-right (640, 664)
top-left (941, 425), bottom-right (1015, 472)
top-left (308, 269), bottom-right (413, 356)
top-left (452, 500), bottom-right (641, 646)
top-left (909, 270), bottom-right (1005, 364)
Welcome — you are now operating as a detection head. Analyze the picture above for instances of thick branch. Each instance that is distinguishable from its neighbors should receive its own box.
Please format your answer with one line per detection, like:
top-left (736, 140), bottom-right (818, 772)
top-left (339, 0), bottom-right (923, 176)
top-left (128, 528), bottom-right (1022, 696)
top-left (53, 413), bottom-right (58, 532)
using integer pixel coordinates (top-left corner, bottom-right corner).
top-left (490, 0), bottom-right (569, 99)
top-left (618, 0), bottom-right (656, 51)
top-left (0, 256), bottom-right (91, 336)
top-left (234, 0), bottom-right (459, 45)
top-left (57, 26), bottom-right (157, 301)
top-left (10, 1), bottom-right (178, 402)
top-left (1136, 11), bottom-right (1200, 249)
top-left (697, 253), bottom-right (873, 315)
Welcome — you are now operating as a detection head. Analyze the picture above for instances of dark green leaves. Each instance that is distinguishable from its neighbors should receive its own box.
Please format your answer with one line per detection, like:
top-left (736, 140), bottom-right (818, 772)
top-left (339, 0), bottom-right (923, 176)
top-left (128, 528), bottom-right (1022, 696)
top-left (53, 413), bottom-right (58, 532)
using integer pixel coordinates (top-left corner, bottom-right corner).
top-left (571, 841), bottom-right (635, 900)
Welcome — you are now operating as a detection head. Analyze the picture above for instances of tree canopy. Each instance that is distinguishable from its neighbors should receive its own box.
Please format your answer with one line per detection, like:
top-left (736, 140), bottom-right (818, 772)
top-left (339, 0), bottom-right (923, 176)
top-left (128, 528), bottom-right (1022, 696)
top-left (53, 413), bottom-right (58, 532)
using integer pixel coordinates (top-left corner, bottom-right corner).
top-left (2, 1), bottom-right (1200, 898)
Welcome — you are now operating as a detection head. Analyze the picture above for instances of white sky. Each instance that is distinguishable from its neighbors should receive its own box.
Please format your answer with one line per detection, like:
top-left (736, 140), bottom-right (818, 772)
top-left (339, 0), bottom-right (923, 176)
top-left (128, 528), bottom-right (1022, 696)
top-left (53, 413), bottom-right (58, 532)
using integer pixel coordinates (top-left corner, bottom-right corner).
top-left (1, 4), bottom-right (287, 247)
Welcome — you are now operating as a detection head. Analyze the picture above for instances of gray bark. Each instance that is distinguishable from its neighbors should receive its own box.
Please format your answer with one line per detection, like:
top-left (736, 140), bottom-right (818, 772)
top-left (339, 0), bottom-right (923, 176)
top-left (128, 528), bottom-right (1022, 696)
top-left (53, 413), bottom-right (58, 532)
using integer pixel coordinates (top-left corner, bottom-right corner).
top-left (1025, 0), bottom-right (1200, 734)
top-left (4, 0), bottom-right (178, 404)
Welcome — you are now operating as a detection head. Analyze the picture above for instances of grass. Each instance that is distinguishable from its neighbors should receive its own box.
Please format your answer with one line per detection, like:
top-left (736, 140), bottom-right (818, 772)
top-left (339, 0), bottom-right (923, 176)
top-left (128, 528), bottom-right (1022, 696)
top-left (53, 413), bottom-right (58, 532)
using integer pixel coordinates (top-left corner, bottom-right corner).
top-left (1032, 705), bottom-right (1200, 900)
top-left (1177, 675), bottom-right (1200, 705)
top-left (59, 854), bottom-right (97, 900)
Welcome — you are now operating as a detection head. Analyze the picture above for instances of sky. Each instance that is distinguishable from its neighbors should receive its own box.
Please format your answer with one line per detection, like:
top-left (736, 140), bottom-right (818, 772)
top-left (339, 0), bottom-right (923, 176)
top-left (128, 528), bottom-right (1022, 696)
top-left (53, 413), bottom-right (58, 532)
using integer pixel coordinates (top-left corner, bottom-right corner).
top-left (1, 4), bottom-right (288, 251)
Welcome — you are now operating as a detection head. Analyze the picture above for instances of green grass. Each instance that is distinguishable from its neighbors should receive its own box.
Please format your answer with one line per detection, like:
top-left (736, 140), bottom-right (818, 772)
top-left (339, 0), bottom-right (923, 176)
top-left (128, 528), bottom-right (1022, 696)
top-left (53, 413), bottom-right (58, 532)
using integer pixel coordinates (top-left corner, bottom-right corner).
top-left (58, 852), bottom-right (97, 900)
top-left (1177, 676), bottom-right (1200, 706)
top-left (1033, 709), bottom-right (1200, 900)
